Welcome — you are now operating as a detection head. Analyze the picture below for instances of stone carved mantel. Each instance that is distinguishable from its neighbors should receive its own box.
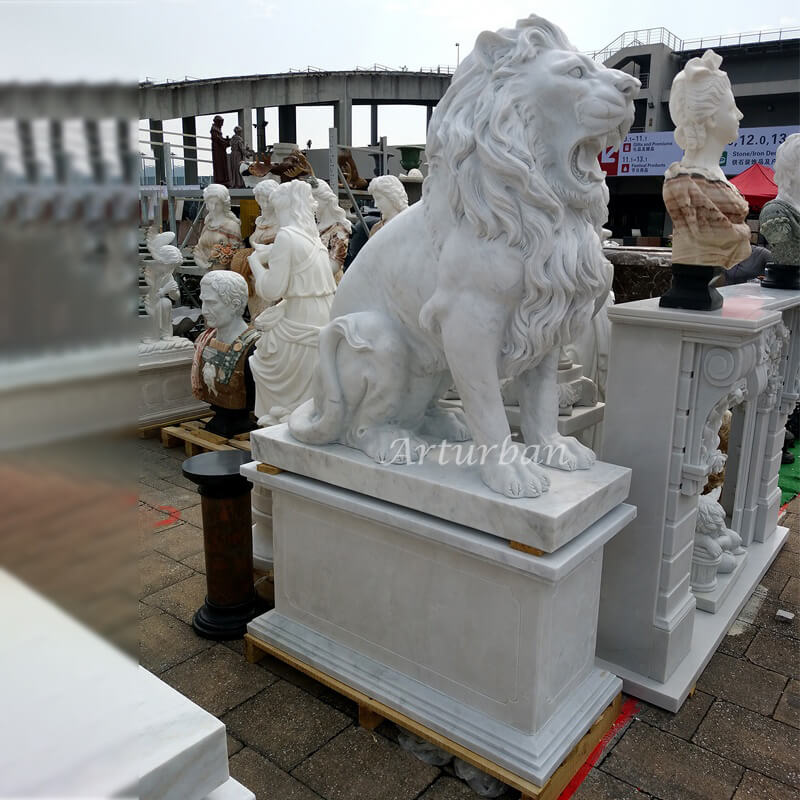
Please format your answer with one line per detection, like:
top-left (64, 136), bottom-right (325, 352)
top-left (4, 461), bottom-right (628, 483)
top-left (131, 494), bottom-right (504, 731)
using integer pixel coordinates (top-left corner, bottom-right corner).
top-left (597, 284), bottom-right (799, 710)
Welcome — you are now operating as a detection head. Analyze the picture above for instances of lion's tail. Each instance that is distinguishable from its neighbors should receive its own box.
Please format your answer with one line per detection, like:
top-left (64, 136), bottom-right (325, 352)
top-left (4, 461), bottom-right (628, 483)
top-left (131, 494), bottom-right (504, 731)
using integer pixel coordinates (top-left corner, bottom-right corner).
top-left (288, 316), bottom-right (373, 445)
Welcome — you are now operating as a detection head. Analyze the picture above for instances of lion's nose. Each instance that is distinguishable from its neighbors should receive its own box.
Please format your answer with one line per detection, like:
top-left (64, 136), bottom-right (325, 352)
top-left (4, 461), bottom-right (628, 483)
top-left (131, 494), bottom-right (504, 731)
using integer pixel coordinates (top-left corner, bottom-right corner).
top-left (613, 71), bottom-right (640, 98)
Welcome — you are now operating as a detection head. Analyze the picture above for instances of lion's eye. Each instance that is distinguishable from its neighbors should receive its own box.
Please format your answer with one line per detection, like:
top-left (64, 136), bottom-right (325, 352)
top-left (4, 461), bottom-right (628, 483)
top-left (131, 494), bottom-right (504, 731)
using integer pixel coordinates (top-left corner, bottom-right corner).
top-left (568, 66), bottom-right (584, 78)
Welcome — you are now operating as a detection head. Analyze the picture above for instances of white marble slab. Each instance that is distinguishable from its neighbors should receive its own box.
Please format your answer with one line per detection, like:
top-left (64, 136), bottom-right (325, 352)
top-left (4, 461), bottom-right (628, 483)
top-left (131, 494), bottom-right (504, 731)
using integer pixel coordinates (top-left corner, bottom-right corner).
top-left (0, 569), bottom-right (245, 800)
top-left (205, 777), bottom-right (256, 800)
top-left (596, 526), bottom-right (788, 711)
top-left (249, 424), bottom-right (630, 552)
top-left (505, 402), bottom-right (604, 436)
top-left (249, 612), bottom-right (620, 787)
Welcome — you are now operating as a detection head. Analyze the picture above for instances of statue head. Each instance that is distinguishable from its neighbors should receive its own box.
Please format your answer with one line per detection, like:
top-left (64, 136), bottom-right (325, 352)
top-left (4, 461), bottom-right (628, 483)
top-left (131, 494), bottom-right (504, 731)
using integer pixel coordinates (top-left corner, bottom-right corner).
top-left (669, 50), bottom-right (742, 158)
top-left (234, 126), bottom-right (242, 136)
top-left (310, 179), bottom-right (350, 229)
top-left (253, 178), bottom-right (279, 215)
top-left (203, 183), bottom-right (231, 216)
top-left (774, 133), bottom-right (800, 204)
top-left (368, 175), bottom-right (409, 222)
top-left (271, 179), bottom-right (318, 235)
top-left (213, 115), bottom-right (224, 127)
top-left (199, 270), bottom-right (248, 329)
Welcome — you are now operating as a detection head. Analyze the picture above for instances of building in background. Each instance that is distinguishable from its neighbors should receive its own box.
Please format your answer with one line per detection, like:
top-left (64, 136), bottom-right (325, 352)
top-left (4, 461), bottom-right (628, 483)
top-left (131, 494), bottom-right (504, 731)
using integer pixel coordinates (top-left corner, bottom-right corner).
top-left (597, 27), bottom-right (799, 242)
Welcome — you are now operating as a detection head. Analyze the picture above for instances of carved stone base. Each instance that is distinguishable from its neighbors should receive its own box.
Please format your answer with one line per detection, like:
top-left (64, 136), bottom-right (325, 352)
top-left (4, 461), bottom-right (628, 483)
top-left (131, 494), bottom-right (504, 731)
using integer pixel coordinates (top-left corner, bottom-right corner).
top-left (659, 264), bottom-right (723, 311)
top-left (693, 550), bottom-right (747, 613)
top-left (760, 262), bottom-right (800, 291)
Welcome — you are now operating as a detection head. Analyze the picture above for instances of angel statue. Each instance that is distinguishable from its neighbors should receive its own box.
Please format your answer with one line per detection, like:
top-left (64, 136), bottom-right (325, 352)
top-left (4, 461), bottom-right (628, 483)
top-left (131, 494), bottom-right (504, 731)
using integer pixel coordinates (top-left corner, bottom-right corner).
top-left (143, 227), bottom-right (181, 341)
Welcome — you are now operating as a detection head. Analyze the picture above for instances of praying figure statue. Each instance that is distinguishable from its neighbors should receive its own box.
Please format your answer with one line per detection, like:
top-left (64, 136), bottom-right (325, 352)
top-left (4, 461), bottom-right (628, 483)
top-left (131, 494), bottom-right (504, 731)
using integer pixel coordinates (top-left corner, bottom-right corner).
top-left (248, 180), bottom-right (336, 426)
top-left (229, 126), bottom-right (248, 189)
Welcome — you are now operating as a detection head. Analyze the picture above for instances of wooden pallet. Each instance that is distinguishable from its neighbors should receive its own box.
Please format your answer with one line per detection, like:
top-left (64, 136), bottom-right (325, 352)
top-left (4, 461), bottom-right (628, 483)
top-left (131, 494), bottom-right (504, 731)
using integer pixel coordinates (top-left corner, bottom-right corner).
top-left (160, 418), bottom-right (252, 456)
top-left (138, 410), bottom-right (210, 439)
top-left (244, 632), bottom-right (621, 800)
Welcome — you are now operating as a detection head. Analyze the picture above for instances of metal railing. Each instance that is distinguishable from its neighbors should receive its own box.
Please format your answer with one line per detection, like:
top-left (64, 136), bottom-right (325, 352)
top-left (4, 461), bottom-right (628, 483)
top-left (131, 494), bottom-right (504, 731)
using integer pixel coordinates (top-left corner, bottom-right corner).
top-left (681, 27), bottom-right (800, 51)
top-left (591, 25), bottom-right (799, 63)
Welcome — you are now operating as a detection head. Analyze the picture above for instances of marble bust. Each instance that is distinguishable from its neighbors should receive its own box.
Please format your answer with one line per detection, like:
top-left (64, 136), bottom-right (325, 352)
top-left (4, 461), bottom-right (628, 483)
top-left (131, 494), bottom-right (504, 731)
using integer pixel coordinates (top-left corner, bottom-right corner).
top-left (191, 270), bottom-right (259, 436)
top-left (143, 228), bottom-right (181, 342)
top-left (310, 179), bottom-right (352, 282)
top-left (760, 133), bottom-right (800, 267)
top-left (194, 184), bottom-right (243, 270)
top-left (663, 50), bottom-right (750, 270)
top-left (248, 180), bottom-right (336, 426)
top-left (367, 175), bottom-right (409, 237)
top-left (289, 15), bottom-right (639, 498)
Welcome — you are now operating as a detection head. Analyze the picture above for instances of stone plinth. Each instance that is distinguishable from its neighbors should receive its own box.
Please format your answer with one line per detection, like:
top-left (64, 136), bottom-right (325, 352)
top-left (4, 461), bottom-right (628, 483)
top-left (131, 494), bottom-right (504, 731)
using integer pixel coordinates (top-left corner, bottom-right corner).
top-left (0, 569), bottom-right (254, 800)
top-left (139, 338), bottom-right (209, 426)
top-left (605, 246), bottom-right (672, 304)
top-left (243, 428), bottom-right (633, 786)
top-left (597, 283), bottom-right (800, 710)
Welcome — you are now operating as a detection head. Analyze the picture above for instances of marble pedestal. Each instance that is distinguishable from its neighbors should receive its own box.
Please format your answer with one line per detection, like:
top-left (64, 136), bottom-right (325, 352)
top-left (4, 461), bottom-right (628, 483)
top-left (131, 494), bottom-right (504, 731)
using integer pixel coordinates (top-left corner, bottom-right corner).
top-left (598, 284), bottom-right (800, 710)
top-left (244, 426), bottom-right (633, 786)
top-left (139, 338), bottom-right (209, 426)
top-left (0, 569), bottom-right (253, 800)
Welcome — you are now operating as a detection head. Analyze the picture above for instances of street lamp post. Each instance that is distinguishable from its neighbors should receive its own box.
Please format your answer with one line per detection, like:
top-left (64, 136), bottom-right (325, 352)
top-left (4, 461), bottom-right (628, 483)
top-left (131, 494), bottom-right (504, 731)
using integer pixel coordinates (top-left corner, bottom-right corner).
top-left (455, 42), bottom-right (460, 68)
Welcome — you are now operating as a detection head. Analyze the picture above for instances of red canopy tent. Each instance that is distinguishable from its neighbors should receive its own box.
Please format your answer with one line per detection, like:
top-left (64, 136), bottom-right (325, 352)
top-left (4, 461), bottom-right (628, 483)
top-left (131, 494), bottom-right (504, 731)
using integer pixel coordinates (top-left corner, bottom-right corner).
top-left (730, 162), bottom-right (777, 211)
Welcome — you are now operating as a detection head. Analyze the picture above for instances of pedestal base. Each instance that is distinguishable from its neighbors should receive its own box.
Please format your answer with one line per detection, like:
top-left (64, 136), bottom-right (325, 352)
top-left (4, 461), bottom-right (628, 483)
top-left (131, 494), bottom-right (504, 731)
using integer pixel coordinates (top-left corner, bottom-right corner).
top-left (693, 550), bottom-right (748, 613)
top-left (597, 526), bottom-right (788, 711)
top-left (242, 441), bottom-right (633, 786)
top-left (193, 597), bottom-right (257, 640)
top-left (248, 613), bottom-right (620, 787)
top-left (659, 264), bottom-right (723, 311)
top-left (760, 262), bottom-right (800, 291)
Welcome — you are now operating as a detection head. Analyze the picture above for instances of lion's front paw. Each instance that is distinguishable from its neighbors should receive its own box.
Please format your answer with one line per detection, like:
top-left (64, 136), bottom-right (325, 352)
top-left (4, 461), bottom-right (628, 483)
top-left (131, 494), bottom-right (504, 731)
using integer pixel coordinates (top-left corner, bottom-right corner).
top-left (480, 444), bottom-right (550, 498)
top-left (531, 435), bottom-right (596, 471)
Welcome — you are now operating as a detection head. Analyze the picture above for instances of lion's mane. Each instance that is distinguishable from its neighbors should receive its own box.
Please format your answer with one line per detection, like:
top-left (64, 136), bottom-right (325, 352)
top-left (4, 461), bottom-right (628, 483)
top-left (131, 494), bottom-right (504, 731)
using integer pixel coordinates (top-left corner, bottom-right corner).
top-left (423, 15), bottom-right (612, 377)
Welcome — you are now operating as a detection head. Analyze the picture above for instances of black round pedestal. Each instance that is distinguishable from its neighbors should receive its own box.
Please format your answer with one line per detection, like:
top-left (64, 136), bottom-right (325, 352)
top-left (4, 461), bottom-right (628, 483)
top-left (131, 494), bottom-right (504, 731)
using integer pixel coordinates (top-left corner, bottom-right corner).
top-left (183, 450), bottom-right (256, 640)
top-left (760, 262), bottom-right (800, 291)
top-left (660, 264), bottom-right (723, 311)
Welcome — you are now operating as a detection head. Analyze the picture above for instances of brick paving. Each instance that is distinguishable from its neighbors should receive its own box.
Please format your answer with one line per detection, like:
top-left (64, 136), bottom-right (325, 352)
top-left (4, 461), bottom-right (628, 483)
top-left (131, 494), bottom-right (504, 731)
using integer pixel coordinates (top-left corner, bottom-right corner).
top-left (138, 437), bottom-right (800, 800)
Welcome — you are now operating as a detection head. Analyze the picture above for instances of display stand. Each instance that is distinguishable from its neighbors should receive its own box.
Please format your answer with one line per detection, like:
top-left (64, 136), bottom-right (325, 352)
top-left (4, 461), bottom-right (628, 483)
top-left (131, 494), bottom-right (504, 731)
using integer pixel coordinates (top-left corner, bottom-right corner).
top-left (242, 425), bottom-right (634, 787)
top-left (597, 284), bottom-right (800, 710)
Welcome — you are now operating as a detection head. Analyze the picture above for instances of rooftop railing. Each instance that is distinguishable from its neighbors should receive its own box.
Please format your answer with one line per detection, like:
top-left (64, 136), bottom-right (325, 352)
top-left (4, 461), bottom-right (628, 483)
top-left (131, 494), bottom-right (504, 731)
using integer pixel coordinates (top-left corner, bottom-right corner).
top-left (591, 25), bottom-right (800, 63)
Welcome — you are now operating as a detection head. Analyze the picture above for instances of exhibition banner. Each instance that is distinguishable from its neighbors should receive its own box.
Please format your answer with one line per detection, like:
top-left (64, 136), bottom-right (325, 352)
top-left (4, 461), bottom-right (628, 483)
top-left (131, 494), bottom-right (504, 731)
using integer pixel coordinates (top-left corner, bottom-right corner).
top-left (599, 125), bottom-right (799, 177)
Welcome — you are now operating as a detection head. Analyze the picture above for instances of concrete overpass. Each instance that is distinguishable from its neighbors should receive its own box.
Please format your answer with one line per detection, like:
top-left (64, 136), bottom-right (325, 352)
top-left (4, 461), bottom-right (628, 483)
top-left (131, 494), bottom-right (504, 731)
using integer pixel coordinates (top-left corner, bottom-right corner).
top-left (139, 69), bottom-right (454, 151)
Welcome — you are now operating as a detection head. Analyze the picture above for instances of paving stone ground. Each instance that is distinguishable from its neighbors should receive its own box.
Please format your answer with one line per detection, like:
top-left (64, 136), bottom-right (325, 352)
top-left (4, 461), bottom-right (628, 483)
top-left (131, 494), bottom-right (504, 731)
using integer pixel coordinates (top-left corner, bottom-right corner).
top-left (138, 438), bottom-right (800, 800)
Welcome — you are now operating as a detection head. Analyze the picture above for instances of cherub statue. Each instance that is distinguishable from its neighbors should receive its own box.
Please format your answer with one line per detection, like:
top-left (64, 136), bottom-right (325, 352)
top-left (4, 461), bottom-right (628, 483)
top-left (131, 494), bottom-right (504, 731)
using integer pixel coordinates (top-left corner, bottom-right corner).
top-left (143, 227), bottom-right (181, 341)
top-left (310, 178), bottom-right (352, 283)
top-left (248, 180), bottom-right (336, 426)
top-left (691, 487), bottom-right (745, 593)
top-left (661, 50), bottom-right (751, 308)
top-left (194, 183), bottom-right (243, 270)
top-left (367, 175), bottom-right (409, 237)
top-left (760, 133), bottom-right (800, 285)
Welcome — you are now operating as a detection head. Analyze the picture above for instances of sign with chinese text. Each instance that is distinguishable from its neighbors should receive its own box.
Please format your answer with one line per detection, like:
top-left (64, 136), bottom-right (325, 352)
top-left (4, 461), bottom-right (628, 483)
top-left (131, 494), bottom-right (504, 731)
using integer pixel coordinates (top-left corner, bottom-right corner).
top-left (599, 126), bottom-right (798, 177)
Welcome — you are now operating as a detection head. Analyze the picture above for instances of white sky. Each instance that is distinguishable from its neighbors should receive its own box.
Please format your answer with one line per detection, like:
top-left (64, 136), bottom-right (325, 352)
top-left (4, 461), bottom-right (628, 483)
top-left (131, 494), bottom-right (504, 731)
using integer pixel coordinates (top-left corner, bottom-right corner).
top-left (2, 0), bottom-right (797, 172)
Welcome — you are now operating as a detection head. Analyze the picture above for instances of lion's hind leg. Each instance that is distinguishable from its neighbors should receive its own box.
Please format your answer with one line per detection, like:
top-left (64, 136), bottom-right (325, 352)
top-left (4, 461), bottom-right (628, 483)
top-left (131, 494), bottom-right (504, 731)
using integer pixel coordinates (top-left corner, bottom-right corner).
top-left (420, 374), bottom-right (472, 442)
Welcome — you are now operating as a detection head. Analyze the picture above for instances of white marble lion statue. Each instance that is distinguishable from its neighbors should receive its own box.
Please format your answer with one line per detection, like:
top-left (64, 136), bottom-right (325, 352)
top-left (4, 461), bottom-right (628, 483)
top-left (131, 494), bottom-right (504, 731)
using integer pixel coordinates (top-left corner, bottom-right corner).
top-left (289, 14), bottom-right (639, 498)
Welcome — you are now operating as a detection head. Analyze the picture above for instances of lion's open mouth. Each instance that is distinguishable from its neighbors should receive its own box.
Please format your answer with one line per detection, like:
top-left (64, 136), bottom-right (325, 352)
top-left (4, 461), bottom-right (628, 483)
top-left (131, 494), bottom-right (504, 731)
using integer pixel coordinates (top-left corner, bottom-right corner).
top-left (570, 128), bottom-right (625, 185)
